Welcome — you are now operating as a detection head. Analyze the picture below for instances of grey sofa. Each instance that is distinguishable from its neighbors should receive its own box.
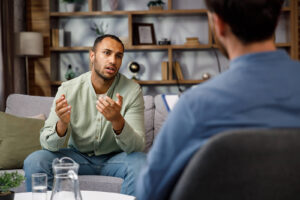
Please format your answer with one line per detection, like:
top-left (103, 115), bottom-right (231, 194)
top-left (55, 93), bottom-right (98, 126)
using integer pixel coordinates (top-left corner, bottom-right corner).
top-left (3, 93), bottom-right (169, 193)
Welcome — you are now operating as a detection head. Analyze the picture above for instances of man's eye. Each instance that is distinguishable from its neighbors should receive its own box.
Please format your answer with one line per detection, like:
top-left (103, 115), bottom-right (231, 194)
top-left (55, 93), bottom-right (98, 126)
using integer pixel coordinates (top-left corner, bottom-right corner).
top-left (103, 51), bottom-right (110, 55)
top-left (117, 54), bottom-right (123, 59)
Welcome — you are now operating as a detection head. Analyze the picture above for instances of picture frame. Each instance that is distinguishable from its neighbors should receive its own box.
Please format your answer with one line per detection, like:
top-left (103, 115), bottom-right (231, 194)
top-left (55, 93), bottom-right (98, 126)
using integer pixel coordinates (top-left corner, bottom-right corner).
top-left (133, 23), bottom-right (156, 45)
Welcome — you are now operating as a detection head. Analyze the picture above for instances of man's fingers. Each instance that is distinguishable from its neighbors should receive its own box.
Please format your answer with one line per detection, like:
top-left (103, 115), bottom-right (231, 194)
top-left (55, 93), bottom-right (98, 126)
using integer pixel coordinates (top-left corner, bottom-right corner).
top-left (98, 97), bottom-right (110, 107)
top-left (97, 102), bottom-right (106, 110)
top-left (60, 109), bottom-right (71, 118)
top-left (105, 97), bottom-right (116, 106)
top-left (57, 105), bottom-right (71, 117)
top-left (96, 104), bottom-right (107, 115)
top-left (56, 99), bottom-right (68, 111)
top-left (56, 95), bottom-right (68, 111)
top-left (116, 93), bottom-right (123, 106)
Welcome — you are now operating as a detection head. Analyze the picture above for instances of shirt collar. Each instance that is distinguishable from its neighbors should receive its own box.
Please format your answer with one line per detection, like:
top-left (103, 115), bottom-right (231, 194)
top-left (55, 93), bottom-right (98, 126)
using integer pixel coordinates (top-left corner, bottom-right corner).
top-left (88, 71), bottom-right (120, 99)
top-left (229, 49), bottom-right (290, 69)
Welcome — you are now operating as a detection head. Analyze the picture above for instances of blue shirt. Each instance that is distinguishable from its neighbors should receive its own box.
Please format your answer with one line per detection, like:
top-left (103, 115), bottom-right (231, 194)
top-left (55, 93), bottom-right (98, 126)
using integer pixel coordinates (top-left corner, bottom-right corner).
top-left (136, 50), bottom-right (300, 200)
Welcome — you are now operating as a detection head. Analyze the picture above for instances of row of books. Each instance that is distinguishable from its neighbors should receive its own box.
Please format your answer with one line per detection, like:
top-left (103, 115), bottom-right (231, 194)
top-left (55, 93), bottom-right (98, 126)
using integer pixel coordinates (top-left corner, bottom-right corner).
top-left (51, 29), bottom-right (64, 47)
top-left (161, 61), bottom-right (184, 80)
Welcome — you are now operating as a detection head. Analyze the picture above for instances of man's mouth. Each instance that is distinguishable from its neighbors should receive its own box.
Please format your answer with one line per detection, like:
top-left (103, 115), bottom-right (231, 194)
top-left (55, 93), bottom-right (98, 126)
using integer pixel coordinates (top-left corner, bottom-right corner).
top-left (105, 66), bottom-right (116, 74)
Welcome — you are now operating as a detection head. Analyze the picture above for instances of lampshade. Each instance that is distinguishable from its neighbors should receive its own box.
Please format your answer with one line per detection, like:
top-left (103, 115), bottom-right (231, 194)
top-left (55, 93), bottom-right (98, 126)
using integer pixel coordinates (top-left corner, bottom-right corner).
top-left (16, 32), bottom-right (43, 57)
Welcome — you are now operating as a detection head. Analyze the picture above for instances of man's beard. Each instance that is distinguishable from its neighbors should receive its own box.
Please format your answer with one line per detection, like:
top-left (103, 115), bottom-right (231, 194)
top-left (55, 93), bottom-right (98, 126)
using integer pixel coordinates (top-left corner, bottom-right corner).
top-left (93, 63), bottom-right (116, 81)
top-left (212, 29), bottom-right (229, 59)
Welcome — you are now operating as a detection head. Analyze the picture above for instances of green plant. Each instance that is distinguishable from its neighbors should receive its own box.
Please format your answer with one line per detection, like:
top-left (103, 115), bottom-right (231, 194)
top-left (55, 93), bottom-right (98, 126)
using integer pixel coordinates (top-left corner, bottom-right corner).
top-left (147, 0), bottom-right (165, 7)
top-left (0, 172), bottom-right (25, 195)
top-left (90, 21), bottom-right (109, 36)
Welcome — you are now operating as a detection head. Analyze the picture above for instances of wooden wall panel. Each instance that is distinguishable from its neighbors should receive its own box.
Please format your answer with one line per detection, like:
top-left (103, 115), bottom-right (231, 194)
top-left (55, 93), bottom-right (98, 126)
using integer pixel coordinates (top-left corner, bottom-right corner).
top-left (26, 0), bottom-right (51, 96)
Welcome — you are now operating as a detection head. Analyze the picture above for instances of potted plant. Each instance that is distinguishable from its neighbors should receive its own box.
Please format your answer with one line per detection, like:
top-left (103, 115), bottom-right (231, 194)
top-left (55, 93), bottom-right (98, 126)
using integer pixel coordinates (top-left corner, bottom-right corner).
top-left (90, 21), bottom-right (109, 36)
top-left (0, 172), bottom-right (25, 200)
top-left (147, 0), bottom-right (165, 10)
top-left (62, 0), bottom-right (77, 12)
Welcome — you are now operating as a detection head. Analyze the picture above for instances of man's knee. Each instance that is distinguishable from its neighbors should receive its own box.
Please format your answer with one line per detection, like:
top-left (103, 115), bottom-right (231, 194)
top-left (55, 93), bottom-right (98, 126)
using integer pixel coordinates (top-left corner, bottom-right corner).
top-left (126, 152), bottom-right (147, 169)
top-left (24, 150), bottom-right (54, 173)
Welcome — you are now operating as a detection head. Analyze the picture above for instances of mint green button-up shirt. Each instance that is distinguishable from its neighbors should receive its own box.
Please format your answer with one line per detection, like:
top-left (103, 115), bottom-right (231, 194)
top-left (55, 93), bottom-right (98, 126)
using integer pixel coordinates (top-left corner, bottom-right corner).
top-left (40, 72), bottom-right (145, 155)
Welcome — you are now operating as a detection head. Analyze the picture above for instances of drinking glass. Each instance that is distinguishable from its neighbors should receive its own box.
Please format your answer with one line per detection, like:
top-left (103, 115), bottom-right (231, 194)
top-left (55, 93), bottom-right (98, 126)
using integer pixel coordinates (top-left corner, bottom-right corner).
top-left (32, 173), bottom-right (47, 200)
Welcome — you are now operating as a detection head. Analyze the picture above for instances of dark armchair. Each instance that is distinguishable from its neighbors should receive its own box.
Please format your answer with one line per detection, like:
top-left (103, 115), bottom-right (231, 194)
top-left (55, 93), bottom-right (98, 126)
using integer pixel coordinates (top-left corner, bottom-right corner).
top-left (170, 129), bottom-right (300, 200)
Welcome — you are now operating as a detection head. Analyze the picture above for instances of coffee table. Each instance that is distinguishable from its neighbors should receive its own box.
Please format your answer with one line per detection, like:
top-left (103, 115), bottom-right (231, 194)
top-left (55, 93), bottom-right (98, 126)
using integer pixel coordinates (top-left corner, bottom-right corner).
top-left (15, 190), bottom-right (136, 200)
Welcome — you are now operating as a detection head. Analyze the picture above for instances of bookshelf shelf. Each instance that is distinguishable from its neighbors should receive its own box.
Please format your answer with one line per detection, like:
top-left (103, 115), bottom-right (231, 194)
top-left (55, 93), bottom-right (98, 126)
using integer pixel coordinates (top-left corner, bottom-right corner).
top-left (51, 79), bottom-right (205, 87)
top-left (50, 44), bottom-right (214, 52)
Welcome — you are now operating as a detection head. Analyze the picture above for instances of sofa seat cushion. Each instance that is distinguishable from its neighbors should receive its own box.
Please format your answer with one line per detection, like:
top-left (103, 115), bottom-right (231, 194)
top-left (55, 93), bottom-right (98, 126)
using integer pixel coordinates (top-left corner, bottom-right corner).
top-left (79, 175), bottom-right (123, 193)
top-left (143, 96), bottom-right (155, 152)
top-left (0, 112), bottom-right (43, 169)
top-left (154, 95), bottom-right (169, 137)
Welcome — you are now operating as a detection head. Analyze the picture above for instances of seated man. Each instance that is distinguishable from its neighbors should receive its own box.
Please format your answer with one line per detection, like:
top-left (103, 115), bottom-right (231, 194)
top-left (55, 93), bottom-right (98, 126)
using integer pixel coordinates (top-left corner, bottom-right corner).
top-left (136, 0), bottom-right (300, 199)
top-left (24, 34), bottom-right (146, 196)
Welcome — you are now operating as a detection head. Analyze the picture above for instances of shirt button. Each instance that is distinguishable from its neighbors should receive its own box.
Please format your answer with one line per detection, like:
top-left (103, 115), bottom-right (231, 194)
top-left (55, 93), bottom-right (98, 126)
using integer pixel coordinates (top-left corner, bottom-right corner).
top-left (95, 136), bottom-right (98, 140)
top-left (98, 118), bottom-right (101, 122)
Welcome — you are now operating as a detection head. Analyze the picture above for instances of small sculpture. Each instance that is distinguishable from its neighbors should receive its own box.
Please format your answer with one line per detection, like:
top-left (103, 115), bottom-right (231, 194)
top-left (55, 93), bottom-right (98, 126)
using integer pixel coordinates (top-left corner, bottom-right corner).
top-left (128, 61), bottom-right (140, 80)
top-left (202, 73), bottom-right (211, 80)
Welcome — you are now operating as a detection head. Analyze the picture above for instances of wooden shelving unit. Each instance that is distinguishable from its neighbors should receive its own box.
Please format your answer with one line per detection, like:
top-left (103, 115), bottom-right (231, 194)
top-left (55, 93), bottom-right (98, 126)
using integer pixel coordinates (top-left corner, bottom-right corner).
top-left (51, 79), bottom-right (205, 86)
top-left (49, 0), bottom-right (298, 90)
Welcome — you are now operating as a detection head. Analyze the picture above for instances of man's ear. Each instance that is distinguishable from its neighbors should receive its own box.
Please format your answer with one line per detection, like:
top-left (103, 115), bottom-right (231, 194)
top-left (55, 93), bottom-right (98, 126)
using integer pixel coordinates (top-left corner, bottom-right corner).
top-left (212, 13), bottom-right (227, 38)
top-left (90, 50), bottom-right (95, 63)
top-left (89, 50), bottom-right (95, 70)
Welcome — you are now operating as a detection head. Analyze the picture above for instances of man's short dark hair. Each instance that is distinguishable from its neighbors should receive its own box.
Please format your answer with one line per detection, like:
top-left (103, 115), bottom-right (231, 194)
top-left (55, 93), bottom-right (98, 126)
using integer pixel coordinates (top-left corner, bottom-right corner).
top-left (205, 0), bottom-right (284, 44)
top-left (92, 34), bottom-right (124, 52)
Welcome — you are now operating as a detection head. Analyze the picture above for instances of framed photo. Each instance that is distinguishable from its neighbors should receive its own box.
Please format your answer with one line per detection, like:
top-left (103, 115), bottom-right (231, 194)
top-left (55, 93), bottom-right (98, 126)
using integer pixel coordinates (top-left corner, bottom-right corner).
top-left (133, 23), bottom-right (156, 45)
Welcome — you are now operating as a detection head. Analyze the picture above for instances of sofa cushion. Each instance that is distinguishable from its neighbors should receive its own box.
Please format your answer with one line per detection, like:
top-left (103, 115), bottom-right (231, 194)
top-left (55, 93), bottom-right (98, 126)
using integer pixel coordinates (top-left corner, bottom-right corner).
top-left (0, 112), bottom-right (43, 169)
top-left (5, 94), bottom-right (156, 152)
top-left (79, 175), bottom-right (123, 193)
top-left (143, 96), bottom-right (155, 152)
top-left (5, 94), bottom-right (54, 118)
top-left (154, 95), bottom-right (169, 137)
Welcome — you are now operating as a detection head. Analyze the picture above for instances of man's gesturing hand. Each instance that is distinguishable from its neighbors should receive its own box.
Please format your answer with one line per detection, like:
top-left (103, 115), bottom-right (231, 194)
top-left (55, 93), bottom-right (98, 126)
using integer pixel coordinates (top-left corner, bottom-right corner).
top-left (55, 94), bottom-right (71, 137)
top-left (96, 93), bottom-right (125, 134)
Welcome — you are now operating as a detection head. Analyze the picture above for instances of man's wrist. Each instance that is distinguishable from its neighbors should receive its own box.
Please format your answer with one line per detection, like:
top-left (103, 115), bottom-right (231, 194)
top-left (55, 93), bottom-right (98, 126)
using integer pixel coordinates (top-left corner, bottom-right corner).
top-left (56, 120), bottom-right (68, 137)
top-left (112, 116), bottom-right (125, 135)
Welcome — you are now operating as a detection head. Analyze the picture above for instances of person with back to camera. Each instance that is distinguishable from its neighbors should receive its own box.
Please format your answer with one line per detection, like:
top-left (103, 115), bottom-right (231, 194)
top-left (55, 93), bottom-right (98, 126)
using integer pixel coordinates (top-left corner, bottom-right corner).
top-left (24, 34), bottom-right (146, 196)
top-left (136, 0), bottom-right (300, 199)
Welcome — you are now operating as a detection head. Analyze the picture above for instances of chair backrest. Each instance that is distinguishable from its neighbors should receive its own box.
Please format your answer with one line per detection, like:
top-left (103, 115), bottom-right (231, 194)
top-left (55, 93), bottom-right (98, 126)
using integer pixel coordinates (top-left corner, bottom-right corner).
top-left (170, 129), bottom-right (300, 200)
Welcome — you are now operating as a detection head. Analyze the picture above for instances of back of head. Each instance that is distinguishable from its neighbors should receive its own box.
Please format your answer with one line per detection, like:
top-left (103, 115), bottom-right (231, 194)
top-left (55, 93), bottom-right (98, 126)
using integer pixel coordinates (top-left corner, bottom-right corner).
top-left (205, 0), bottom-right (284, 44)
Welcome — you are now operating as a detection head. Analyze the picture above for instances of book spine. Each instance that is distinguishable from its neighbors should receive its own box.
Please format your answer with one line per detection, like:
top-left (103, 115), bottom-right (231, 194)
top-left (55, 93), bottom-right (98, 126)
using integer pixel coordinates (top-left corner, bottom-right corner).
top-left (161, 61), bottom-right (169, 80)
top-left (173, 61), bottom-right (184, 80)
top-left (58, 29), bottom-right (64, 47)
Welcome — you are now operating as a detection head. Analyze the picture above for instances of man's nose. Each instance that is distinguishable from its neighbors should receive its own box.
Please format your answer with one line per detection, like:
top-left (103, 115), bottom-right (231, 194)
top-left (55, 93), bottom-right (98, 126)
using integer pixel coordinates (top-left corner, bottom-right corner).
top-left (109, 54), bottom-right (117, 64)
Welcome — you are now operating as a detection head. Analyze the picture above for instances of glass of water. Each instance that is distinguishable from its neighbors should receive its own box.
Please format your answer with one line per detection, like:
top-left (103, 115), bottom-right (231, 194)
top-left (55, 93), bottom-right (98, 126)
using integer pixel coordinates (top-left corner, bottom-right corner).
top-left (32, 173), bottom-right (47, 200)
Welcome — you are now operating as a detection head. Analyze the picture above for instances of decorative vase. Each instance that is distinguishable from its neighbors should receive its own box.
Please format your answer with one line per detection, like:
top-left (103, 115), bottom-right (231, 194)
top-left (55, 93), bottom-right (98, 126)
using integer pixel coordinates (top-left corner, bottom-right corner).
top-left (65, 3), bottom-right (75, 12)
top-left (0, 191), bottom-right (15, 200)
top-left (109, 0), bottom-right (119, 11)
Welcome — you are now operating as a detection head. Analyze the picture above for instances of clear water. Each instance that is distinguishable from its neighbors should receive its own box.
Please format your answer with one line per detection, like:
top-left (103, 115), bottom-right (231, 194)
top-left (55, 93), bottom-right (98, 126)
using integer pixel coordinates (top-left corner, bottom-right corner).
top-left (32, 185), bottom-right (47, 200)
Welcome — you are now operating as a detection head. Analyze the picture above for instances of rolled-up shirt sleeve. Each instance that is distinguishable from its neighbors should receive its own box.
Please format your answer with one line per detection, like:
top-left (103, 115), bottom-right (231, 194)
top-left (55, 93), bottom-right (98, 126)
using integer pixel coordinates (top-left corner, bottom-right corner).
top-left (40, 86), bottom-right (68, 152)
top-left (114, 88), bottom-right (145, 153)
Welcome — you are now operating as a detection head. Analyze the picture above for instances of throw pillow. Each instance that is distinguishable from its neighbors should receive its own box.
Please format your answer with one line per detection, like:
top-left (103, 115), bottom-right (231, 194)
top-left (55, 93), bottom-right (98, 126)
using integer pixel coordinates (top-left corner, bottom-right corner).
top-left (27, 114), bottom-right (46, 120)
top-left (0, 112), bottom-right (44, 169)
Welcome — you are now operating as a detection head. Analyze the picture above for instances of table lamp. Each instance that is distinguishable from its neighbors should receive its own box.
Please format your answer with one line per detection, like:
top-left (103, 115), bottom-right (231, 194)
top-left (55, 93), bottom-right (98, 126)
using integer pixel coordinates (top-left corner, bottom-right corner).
top-left (16, 32), bottom-right (43, 94)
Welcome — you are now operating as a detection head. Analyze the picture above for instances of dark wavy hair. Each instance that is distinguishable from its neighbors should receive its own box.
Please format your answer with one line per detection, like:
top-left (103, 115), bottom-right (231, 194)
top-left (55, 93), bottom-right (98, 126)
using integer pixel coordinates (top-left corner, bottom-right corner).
top-left (205, 0), bottom-right (284, 44)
